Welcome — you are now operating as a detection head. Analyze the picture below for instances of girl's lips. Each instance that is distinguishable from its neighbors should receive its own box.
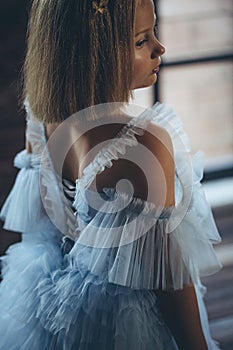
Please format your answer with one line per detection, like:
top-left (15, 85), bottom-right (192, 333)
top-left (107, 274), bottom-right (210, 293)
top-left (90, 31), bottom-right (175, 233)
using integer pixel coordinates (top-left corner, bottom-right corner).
top-left (152, 66), bottom-right (160, 74)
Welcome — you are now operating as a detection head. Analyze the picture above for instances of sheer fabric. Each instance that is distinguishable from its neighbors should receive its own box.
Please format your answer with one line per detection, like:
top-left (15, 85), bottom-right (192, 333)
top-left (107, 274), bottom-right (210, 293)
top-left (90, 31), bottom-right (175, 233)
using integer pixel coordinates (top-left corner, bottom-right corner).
top-left (0, 102), bottom-right (221, 349)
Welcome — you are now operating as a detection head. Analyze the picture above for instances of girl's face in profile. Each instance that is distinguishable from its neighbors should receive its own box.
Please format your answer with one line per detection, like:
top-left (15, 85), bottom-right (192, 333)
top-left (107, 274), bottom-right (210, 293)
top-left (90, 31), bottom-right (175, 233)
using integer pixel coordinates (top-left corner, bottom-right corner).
top-left (131, 0), bottom-right (165, 90)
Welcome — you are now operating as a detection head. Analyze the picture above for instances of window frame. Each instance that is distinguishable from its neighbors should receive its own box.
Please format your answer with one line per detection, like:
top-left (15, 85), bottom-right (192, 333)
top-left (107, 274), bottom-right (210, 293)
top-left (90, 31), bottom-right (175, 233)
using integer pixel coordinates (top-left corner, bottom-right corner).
top-left (154, 0), bottom-right (233, 181)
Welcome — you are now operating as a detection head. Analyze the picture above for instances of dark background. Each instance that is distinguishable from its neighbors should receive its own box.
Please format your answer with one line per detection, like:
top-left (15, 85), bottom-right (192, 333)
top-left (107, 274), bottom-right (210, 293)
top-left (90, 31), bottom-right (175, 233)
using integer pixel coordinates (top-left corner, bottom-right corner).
top-left (0, 0), bottom-right (30, 253)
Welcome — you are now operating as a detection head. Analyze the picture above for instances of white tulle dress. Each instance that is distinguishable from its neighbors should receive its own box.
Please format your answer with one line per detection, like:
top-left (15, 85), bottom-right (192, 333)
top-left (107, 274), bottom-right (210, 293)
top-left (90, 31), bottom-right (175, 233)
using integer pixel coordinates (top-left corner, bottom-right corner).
top-left (0, 102), bottom-right (222, 349)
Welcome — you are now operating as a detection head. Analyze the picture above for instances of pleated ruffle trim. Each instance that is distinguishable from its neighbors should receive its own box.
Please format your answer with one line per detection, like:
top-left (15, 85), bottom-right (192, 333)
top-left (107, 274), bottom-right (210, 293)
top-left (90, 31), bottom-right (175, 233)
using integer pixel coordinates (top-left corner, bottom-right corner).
top-left (0, 102), bottom-right (222, 293)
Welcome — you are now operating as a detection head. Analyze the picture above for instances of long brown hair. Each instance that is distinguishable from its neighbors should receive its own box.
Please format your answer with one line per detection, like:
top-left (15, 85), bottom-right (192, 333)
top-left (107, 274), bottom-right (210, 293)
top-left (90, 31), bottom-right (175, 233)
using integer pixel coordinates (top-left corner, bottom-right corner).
top-left (23, 0), bottom-right (139, 122)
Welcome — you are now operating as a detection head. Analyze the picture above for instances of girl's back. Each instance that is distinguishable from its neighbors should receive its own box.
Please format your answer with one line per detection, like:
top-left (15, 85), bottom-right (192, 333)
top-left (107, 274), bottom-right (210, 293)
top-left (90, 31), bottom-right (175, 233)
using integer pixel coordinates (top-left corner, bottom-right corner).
top-left (45, 118), bottom-right (174, 208)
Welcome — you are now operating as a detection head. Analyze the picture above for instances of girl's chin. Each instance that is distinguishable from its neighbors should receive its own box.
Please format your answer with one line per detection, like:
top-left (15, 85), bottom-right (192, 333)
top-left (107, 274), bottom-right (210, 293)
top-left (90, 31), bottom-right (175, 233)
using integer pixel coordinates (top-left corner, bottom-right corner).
top-left (133, 82), bottom-right (157, 90)
top-left (132, 77), bottom-right (158, 90)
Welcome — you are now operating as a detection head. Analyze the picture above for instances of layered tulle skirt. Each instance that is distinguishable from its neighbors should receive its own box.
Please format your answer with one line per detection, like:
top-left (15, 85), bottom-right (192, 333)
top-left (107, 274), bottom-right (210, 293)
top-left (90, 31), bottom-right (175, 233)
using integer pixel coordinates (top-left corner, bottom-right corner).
top-left (0, 227), bottom-right (179, 350)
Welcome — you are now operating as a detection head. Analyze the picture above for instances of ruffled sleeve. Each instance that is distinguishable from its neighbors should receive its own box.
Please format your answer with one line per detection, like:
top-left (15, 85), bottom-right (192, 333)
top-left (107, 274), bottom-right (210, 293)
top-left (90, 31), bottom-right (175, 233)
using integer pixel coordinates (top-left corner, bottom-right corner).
top-left (68, 102), bottom-right (222, 291)
top-left (71, 183), bottom-right (221, 291)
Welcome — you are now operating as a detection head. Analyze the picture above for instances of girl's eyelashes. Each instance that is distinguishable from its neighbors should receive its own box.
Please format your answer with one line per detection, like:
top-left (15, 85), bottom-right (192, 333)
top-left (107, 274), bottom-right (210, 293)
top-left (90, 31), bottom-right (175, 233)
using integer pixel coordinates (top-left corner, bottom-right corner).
top-left (135, 37), bottom-right (149, 47)
top-left (135, 25), bottom-right (159, 48)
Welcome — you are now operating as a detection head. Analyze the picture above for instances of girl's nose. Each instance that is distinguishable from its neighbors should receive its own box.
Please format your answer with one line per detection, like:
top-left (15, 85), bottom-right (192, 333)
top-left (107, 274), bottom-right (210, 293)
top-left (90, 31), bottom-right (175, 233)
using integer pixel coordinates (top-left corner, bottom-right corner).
top-left (151, 40), bottom-right (165, 59)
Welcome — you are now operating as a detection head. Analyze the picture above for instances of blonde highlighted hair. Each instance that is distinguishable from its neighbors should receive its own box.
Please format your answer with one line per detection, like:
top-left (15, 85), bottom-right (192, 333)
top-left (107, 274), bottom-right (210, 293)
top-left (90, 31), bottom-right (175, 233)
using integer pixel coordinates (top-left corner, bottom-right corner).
top-left (23, 0), bottom-right (141, 122)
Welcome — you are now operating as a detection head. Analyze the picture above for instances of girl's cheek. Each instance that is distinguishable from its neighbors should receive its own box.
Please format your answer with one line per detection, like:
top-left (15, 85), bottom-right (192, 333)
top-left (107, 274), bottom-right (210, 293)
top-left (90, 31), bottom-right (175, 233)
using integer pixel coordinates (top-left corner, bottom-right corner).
top-left (134, 56), bottom-right (144, 70)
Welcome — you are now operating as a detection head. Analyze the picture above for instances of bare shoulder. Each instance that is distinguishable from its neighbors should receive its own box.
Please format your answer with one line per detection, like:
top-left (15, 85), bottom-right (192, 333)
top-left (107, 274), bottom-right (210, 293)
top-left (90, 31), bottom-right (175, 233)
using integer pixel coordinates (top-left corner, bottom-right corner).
top-left (138, 121), bottom-right (174, 157)
top-left (41, 118), bottom-right (175, 207)
top-left (136, 122), bottom-right (175, 207)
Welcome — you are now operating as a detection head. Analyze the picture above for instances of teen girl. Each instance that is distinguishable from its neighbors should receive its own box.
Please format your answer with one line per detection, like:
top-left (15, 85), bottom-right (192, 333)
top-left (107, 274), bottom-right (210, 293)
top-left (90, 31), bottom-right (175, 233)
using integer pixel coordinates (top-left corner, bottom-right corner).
top-left (0, 1), bottom-right (221, 349)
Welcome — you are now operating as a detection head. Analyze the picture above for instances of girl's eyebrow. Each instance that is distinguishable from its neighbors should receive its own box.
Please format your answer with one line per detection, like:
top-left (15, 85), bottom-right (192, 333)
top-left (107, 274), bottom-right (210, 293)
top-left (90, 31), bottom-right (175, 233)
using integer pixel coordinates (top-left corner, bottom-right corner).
top-left (135, 16), bottom-right (157, 37)
top-left (135, 27), bottom-right (151, 37)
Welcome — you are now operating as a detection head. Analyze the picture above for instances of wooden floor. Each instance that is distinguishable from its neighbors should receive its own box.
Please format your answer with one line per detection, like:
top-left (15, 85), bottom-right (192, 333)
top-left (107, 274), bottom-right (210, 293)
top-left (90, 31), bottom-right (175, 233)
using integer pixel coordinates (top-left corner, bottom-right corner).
top-left (202, 204), bottom-right (233, 350)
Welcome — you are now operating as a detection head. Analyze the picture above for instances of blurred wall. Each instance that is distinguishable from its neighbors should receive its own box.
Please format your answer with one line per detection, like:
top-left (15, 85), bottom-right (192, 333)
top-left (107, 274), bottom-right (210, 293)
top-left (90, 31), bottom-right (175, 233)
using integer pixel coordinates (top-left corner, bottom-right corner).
top-left (159, 0), bottom-right (233, 165)
top-left (0, 0), bottom-right (29, 254)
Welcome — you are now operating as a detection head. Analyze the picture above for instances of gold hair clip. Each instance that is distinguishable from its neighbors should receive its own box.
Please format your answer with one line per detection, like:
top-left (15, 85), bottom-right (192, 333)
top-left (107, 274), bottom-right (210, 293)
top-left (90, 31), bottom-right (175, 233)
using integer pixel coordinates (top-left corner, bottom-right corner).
top-left (92, 0), bottom-right (108, 15)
